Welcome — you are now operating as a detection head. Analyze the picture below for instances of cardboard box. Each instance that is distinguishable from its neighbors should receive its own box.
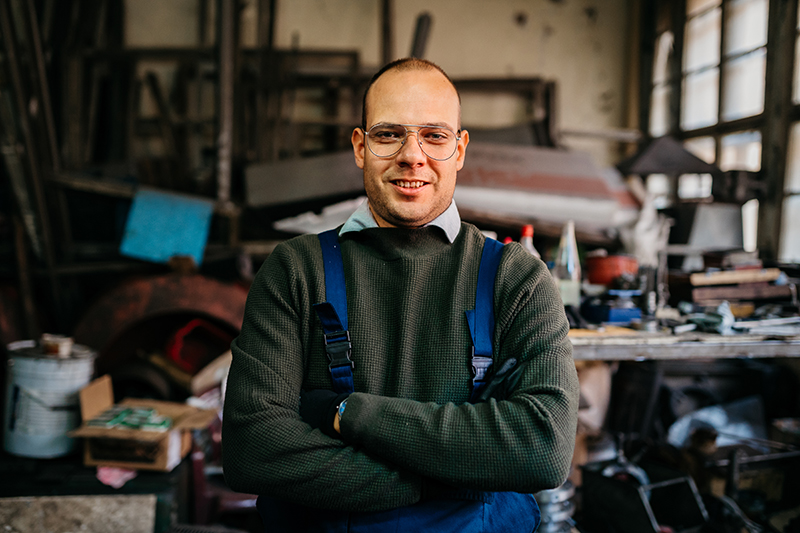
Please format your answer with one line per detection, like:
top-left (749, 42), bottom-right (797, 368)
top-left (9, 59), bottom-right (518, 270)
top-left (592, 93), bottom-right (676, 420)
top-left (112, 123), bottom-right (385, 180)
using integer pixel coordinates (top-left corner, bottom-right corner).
top-left (68, 375), bottom-right (217, 472)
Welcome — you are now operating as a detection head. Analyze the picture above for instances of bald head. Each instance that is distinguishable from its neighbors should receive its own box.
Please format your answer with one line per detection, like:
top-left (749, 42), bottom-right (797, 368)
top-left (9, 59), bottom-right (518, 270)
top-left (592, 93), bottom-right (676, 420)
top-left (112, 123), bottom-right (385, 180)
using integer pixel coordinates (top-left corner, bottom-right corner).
top-left (361, 58), bottom-right (461, 130)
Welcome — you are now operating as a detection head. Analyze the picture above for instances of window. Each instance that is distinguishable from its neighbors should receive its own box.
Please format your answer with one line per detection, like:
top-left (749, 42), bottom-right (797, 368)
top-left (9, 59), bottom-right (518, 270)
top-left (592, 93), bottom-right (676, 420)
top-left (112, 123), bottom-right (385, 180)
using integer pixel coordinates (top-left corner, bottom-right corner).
top-left (650, 32), bottom-right (675, 137)
top-left (781, 122), bottom-right (800, 261)
top-left (680, 0), bottom-right (768, 130)
top-left (719, 130), bottom-right (762, 172)
top-left (647, 0), bottom-right (775, 255)
top-left (719, 131), bottom-right (762, 252)
top-left (679, 137), bottom-right (716, 199)
top-left (682, 3), bottom-right (722, 129)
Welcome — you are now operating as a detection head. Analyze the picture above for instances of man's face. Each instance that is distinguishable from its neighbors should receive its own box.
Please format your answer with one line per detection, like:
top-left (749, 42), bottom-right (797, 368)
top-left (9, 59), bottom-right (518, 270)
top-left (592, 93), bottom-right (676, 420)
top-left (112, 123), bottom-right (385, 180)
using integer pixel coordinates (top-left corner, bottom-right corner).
top-left (351, 68), bottom-right (469, 228)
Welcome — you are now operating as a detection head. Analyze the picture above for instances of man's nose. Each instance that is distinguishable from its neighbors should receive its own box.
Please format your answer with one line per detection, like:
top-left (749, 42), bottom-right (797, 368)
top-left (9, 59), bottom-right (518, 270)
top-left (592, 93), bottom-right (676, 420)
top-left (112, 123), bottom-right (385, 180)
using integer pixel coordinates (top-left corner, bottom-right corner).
top-left (396, 130), bottom-right (426, 164)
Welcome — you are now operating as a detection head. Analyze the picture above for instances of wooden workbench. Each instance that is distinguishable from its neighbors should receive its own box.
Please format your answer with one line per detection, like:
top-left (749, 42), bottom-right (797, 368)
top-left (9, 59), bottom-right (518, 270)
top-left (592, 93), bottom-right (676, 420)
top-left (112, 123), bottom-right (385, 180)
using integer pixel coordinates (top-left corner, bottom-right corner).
top-left (569, 326), bottom-right (800, 361)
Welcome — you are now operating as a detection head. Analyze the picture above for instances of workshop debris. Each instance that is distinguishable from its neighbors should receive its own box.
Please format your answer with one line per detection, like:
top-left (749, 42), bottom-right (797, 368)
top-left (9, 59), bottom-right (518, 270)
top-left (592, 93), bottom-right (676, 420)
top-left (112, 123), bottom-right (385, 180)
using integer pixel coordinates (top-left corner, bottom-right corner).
top-left (552, 220), bottom-right (582, 307)
top-left (273, 196), bottom-right (366, 234)
top-left (617, 135), bottom-right (721, 176)
top-left (120, 187), bottom-right (215, 267)
top-left (245, 151), bottom-right (364, 208)
top-left (69, 375), bottom-right (216, 472)
top-left (4, 338), bottom-right (96, 458)
top-left (454, 143), bottom-right (640, 231)
top-left (534, 480), bottom-right (576, 532)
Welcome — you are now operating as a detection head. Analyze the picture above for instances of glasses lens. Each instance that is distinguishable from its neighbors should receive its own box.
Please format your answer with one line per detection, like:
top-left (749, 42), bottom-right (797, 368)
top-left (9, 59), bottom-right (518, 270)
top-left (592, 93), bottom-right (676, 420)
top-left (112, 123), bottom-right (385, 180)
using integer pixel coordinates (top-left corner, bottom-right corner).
top-left (418, 127), bottom-right (457, 160)
top-left (367, 125), bottom-right (406, 157)
top-left (367, 125), bottom-right (458, 160)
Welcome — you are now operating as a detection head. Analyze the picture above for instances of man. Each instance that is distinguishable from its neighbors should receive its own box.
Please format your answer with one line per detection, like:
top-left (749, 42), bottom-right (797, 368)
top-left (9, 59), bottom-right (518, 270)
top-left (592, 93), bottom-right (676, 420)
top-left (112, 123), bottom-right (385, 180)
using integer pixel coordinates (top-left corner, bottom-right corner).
top-left (223, 58), bottom-right (579, 531)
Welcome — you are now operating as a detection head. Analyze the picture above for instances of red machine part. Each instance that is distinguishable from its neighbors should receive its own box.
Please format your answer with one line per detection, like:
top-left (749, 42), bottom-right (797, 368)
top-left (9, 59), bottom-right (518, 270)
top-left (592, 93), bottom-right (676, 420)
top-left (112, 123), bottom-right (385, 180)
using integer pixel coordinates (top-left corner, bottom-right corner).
top-left (74, 274), bottom-right (248, 376)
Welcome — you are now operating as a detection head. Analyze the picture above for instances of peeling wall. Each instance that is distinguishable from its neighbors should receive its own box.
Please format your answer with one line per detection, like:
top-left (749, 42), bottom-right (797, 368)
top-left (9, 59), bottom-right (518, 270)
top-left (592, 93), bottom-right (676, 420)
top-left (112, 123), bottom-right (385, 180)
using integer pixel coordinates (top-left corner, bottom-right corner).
top-left (124, 0), bottom-right (635, 167)
top-left (272, 0), bottom-right (634, 166)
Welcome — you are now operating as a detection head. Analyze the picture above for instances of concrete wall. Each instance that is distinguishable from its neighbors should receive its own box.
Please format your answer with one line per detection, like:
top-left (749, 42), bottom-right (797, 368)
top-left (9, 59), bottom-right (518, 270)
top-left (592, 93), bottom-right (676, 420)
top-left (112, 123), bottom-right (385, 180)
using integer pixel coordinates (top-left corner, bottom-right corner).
top-left (125, 0), bottom-right (636, 167)
top-left (269, 0), bottom-right (635, 166)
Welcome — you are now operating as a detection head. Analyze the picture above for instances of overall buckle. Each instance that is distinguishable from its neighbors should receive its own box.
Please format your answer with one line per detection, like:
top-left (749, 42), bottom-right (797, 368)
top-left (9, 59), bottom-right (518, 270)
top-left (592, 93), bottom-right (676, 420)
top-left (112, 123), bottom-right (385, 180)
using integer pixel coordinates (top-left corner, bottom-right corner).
top-left (324, 330), bottom-right (354, 370)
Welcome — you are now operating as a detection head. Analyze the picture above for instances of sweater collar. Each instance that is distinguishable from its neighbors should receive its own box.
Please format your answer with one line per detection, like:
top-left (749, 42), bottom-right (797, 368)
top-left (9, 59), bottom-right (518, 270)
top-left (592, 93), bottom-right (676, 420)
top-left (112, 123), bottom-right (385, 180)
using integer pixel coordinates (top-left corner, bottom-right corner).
top-left (339, 198), bottom-right (461, 243)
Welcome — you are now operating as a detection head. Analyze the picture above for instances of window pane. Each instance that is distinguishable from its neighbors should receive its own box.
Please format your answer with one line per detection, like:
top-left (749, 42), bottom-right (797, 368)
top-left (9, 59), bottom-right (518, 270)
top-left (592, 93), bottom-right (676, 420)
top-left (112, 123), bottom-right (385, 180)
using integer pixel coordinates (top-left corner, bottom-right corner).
top-left (684, 7), bottom-right (722, 72)
top-left (779, 195), bottom-right (800, 262)
top-left (720, 130), bottom-right (761, 171)
top-left (721, 48), bottom-right (766, 121)
top-left (688, 0), bottom-right (721, 17)
top-left (724, 0), bottom-right (768, 57)
top-left (785, 122), bottom-right (800, 193)
top-left (678, 173), bottom-right (713, 198)
top-left (682, 68), bottom-right (720, 130)
top-left (650, 85), bottom-right (672, 137)
top-left (685, 136), bottom-right (716, 163)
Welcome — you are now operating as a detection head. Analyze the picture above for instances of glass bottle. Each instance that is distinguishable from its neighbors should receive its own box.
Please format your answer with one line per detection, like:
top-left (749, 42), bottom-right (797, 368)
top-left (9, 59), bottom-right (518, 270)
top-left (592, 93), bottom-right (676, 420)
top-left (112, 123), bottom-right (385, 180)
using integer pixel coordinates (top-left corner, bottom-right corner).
top-left (552, 220), bottom-right (581, 306)
top-left (520, 224), bottom-right (541, 259)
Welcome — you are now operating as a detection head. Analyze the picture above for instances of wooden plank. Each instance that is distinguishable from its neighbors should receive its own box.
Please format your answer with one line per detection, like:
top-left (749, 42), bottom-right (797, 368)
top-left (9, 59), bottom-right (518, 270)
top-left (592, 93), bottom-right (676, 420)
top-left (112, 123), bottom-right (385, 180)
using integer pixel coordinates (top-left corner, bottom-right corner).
top-left (692, 283), bottom-right (793, 303)
top-left (689, 268), bottom-right (782, 286)
top-left (571, 339), bottom-right (800, 361)
top-left (244, 151), bottom-right (363, 207)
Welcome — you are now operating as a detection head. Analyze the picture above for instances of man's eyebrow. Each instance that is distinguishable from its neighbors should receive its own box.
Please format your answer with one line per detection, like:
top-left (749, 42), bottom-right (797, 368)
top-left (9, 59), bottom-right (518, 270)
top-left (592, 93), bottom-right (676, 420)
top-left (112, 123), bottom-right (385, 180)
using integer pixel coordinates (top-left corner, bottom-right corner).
top-left (424, 122), bottom-right (455, 129)
top-left (370, 121), bottom-right (459, 130)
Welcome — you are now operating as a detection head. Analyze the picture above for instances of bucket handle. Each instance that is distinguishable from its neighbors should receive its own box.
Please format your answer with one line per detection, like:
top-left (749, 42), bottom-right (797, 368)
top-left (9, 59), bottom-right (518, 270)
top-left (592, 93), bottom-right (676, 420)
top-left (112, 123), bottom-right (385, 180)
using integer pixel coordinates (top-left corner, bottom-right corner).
top-left (16, 386), bottom-right (78, 411)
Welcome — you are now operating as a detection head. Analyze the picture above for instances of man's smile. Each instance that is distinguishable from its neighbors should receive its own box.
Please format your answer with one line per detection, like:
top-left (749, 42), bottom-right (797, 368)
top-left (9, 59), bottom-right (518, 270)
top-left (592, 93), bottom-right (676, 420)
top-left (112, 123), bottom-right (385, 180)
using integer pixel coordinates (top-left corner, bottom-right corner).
top-left (392, 179), bottom-right (428, 190)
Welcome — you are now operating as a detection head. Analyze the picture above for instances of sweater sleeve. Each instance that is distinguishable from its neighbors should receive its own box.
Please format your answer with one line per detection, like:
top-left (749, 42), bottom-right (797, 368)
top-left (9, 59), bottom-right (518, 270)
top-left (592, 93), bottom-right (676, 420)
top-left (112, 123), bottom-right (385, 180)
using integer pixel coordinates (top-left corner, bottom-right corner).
top-left (340, 246), bottom-right (580, 494)
top-left (222, 241), bottom-right (422, 512)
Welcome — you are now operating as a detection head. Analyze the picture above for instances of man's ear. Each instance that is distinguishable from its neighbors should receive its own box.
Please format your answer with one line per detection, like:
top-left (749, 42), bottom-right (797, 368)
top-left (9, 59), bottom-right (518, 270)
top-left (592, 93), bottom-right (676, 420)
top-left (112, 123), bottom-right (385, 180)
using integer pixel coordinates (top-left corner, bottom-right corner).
top-left (352, 128), bottom-right (365, 169)
top-left (455, 129), bottom-right (469, 171)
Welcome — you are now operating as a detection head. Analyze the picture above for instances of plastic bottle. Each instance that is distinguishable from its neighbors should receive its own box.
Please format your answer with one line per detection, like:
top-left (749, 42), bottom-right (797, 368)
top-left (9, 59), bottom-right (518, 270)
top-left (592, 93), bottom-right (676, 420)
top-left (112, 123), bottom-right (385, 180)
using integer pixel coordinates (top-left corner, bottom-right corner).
top-left (551, 220), bottom-right (581, 306)
top-left (519, 224), bottom-right (541, 259)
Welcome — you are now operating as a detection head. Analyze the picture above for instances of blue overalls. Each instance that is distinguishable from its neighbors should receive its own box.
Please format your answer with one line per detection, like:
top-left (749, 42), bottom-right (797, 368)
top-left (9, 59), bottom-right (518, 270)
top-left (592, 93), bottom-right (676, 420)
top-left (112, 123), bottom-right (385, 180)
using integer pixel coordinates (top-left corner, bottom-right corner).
top-left (257, 229), bottom-right (541, 532)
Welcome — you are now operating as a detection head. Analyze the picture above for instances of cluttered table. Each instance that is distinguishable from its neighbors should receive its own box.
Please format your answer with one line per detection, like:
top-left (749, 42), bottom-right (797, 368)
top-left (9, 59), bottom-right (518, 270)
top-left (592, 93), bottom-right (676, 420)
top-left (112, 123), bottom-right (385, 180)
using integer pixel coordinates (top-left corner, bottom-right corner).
top-left (569, 324), bottom-right (800, 361)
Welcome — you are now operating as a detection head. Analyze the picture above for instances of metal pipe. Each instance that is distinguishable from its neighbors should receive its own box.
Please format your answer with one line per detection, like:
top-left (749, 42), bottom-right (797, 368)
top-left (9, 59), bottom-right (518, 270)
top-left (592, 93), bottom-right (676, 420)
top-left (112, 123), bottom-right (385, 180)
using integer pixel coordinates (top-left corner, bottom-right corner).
top-left (24, 0), bottom-right (61, 173)
top-left (217, 0), bottom-right (235, 205)
top-left (381, 0), bottom-right (394, 65)
top-left (0, 0), bottom-right (62, 327)
top-left (410, 12), bottom-right (431, 59)
top-left (13, 215), bottom-right (39, 339)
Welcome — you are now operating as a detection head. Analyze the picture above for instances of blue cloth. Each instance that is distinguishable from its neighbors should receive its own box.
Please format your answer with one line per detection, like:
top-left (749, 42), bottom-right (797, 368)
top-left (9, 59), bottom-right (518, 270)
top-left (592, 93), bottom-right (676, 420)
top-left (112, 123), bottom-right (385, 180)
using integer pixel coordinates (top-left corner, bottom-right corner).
top-left (120, 187), bottom-right (214, 267)
top-left (258, 491), bottom-right (540, 532)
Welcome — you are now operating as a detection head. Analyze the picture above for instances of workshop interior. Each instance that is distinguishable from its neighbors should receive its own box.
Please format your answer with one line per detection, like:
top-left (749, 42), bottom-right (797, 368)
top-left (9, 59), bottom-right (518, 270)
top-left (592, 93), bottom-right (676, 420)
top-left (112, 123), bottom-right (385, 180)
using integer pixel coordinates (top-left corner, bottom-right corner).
top-left (2, 0), bottom-right (800, 531)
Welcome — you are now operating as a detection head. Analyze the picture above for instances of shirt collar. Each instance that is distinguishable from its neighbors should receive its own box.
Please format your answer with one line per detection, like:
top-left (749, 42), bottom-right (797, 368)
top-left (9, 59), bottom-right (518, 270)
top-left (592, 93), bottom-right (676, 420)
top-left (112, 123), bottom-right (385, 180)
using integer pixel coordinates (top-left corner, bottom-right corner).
top-left (339, 198), bottom-right (461, 243)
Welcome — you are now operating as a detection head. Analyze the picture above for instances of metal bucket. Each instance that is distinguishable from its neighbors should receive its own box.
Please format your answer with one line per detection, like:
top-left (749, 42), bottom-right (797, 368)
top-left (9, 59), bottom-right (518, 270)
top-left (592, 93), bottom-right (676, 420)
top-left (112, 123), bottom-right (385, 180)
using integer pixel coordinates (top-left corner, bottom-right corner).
top-left (3, 340), bottom-right (96, 458)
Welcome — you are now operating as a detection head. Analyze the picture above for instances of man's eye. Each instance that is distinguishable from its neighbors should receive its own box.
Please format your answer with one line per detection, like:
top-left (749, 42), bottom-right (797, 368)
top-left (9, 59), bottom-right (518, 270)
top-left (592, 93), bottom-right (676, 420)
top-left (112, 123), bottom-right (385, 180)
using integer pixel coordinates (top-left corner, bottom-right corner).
top-left (423, 129), bottom-right (449, 143)
top-left (372, 129), bottom-right (402, 142)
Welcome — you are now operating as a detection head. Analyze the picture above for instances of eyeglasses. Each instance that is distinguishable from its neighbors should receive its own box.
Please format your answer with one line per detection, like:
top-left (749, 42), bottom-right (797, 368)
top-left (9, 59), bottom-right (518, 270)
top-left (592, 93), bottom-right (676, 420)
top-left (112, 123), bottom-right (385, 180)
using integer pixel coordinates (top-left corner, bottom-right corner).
top-left (364, 123), bottom-right (461, 161)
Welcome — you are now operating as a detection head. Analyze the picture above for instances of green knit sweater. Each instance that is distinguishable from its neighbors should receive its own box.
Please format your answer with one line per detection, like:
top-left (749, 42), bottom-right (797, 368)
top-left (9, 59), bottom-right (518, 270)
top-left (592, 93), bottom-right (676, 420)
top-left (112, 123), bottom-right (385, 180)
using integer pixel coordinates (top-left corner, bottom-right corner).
top-left (222, 223), bottom-right (579, 512)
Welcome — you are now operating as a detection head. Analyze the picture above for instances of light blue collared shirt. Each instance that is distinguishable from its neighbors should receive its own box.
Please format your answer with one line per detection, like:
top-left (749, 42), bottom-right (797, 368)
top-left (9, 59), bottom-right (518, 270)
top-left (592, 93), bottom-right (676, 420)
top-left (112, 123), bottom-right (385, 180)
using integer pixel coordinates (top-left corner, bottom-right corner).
top-left (339, 198), bottom-right (462, 243)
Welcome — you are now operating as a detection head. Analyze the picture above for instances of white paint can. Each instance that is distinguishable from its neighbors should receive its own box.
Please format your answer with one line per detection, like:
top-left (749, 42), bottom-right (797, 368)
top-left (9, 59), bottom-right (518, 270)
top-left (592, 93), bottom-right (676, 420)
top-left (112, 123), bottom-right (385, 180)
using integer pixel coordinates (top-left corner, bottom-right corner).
top-left (4, 340), bottom-right (96, 458)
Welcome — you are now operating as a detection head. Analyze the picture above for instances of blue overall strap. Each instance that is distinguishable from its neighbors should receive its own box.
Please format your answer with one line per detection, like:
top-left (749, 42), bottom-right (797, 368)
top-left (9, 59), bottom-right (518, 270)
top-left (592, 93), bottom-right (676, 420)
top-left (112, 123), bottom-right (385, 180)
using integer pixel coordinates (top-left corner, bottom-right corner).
top-left (465, 238), bottom-right (505, 402)
top-left (312, 229), bottom-right (355, 394)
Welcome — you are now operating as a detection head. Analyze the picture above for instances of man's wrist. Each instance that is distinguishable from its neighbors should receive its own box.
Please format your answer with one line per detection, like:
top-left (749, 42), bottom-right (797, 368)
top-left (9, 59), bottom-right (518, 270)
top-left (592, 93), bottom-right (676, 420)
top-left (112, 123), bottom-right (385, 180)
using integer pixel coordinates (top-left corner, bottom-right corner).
top-left (334, 398), bottom-right (347, 434)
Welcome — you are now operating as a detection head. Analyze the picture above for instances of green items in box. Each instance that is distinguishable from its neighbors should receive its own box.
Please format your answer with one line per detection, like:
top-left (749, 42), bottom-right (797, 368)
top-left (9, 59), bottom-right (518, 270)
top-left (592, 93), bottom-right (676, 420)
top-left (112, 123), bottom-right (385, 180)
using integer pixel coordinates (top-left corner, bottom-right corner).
top-left (87, 405), bottom-right (172, 432)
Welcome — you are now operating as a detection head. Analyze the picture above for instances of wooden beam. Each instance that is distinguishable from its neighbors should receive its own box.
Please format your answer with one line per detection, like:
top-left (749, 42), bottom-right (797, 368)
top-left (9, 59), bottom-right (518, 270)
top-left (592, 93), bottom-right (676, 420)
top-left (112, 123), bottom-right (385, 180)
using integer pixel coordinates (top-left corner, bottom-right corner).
top-left (758, 0), bottom-right (798, 260)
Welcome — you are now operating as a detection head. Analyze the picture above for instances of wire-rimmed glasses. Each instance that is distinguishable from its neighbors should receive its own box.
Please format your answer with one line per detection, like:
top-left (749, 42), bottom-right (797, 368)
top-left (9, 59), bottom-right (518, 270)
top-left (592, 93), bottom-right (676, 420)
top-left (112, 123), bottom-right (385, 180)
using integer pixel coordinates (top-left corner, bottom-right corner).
top-left (364, 123), bottom-right (461, 161)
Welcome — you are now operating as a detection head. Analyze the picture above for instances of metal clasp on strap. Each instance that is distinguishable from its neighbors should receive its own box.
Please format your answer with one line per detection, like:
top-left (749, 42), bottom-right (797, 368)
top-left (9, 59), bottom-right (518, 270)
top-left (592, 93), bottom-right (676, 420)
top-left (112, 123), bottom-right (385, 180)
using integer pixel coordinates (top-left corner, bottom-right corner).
top-left (323, 330), bottom-right (354, 370)
top-left (470, 352), bottom-right (493, 400)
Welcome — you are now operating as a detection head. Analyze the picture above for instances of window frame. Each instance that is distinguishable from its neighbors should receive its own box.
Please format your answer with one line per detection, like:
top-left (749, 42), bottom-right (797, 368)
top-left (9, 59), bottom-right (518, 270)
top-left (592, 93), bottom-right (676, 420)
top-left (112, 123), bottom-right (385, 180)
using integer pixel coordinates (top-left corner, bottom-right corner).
top-left (643, 0), bottom-right (799, 261)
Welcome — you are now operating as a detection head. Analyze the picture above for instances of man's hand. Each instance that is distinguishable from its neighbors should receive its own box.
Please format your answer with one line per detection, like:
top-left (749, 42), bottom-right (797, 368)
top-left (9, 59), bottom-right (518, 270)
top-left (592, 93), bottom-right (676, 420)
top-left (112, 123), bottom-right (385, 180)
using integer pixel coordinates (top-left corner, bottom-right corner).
top-left (299, 389), bottom-right (350, 439)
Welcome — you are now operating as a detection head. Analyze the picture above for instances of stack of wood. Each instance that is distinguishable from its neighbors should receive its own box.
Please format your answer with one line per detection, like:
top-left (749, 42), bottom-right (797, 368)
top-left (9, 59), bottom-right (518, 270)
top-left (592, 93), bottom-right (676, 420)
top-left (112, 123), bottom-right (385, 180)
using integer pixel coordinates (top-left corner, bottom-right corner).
top-left (687, 250), bottom-right (793, 312)
top-left (690, 268), bottom-right (791, 307)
